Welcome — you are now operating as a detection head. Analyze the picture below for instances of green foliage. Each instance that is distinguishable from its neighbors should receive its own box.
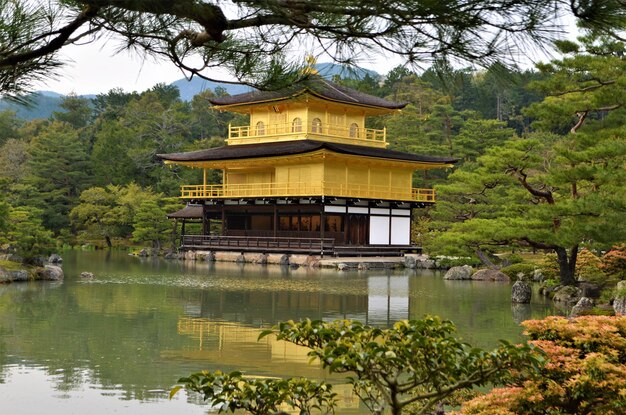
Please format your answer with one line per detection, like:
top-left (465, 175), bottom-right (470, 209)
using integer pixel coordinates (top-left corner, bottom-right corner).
top-left (131, 200), bottom-right (171, 250)
top-left (502, 253), bottom-right (524, 265)
top-left (537, 254), bottom-right (560, 281)
top-left (52, 93), bottom-right (93, 129)
top-left (436, 257), bottom-right (481, 268)
top-left (0, 194), bottom-right (9, 235)
top-left (457, 316), bottom-right (626, 415)
top-left (433, 37), bottom-right (626, 284)
top-left (0, 109), bottom-right (22, 145)
top-left (25, 121), bottom-right (91, 232)
top-left (261, 318), bottom-right (540, 415)
top-left (4, 206), bottom-right (54, 259)
top-left (501, 263), bottom-right (537, 280)
top-left (70, 186), bottom-right (122, 248)
top-left (575, 249), bottom-right (606, 284)
top-left (0, 138), bottom-right (29, 184)
top-left (174, 371), bottom-right (336, 415)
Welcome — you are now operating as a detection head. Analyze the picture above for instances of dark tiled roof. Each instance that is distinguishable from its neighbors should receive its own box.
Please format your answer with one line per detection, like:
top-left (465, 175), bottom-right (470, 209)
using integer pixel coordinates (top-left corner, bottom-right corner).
top-left (208, 77), bottom-right (407, 110)
top-left (158, 140), bottom-right (458, 165)
top-left (167, 205), bottom-right (203, 219)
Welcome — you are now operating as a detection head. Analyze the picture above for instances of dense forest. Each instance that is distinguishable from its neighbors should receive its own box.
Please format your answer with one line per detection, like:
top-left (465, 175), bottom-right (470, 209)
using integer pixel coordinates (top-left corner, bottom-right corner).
top-left (0, 35), bottom-right (624, 284)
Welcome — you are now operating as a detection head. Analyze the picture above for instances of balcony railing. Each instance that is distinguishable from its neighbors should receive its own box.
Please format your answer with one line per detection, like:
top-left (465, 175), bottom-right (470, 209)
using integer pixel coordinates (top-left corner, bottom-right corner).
top-left (180, 182), bottom-right (435, 202)
top-left (226, 121), bottom-right (387, 147)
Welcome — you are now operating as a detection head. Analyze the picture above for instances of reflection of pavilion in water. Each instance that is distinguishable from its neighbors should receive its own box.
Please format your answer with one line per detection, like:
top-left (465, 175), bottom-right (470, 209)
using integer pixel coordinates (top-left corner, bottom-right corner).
top-left (172, 319), bottom-right (361, 412)
top-left (168, 274), bottom-right (410, 413)
top-left (181, 273), bottom-right (410, 326)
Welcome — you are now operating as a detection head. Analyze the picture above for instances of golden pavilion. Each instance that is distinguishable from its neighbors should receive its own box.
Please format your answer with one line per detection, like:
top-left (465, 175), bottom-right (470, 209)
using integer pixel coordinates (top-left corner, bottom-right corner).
top-left (159, 78), bottom-right (456, 256)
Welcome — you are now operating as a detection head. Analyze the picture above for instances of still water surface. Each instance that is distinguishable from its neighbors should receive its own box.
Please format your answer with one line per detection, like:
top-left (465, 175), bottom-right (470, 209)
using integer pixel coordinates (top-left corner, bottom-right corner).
top-left (0, 250), bottom-right (557, 414)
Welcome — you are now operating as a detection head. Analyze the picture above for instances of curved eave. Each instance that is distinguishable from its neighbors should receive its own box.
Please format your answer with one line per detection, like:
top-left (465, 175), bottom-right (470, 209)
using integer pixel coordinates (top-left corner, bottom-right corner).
top-left (211, 89), bottom-right (405, 115)
top-left (162, 148), bottom-right (455, 171)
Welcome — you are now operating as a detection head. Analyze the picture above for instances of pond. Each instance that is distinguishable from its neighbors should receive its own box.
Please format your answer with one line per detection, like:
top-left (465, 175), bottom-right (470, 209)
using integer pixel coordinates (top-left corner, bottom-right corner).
top-left (0, 250), bottom-right (557, 414)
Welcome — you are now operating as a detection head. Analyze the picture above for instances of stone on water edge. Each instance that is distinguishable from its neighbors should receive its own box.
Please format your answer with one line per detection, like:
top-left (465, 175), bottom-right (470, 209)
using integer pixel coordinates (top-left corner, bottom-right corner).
top-left (80, 272), bottom-right (94, 279)
top-left (404, 256), bottom-right (417, 269)
top-left (443, 265), bottom-right (473, 280)
top-left (48, 254), bottom-right (63, 263)
top-left (511, 281), bottom-right (532, 304)
top-left (614, 281), bottom-right (626, 316)
top-left (552, 285), bottom-right (581, 305)
top-left (571, 297), bottom-right (594, 317)
top-left (37, 265), bottom-right (64, 281)
top-left (472, 269), bottom-right (510, 282)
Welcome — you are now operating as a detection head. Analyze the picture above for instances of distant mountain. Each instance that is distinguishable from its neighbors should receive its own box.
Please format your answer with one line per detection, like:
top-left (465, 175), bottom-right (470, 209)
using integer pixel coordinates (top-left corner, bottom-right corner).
top-left (0, 93), bottom-right (64, 120)
top-left (171, 78), bottom-right (254, 102)
top-left (1, 62), bottom-right (380, 120)
top-left (313, 62), bottom-right (379, 80)
top-left (172, 62), bottom-right (380, 101)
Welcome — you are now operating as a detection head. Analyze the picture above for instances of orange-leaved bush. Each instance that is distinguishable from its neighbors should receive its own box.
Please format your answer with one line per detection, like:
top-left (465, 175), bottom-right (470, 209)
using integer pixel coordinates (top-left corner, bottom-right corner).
top-left (601, 245), bottom-right (626, 280)
top-left (455, 316), bottom-right (626, 415)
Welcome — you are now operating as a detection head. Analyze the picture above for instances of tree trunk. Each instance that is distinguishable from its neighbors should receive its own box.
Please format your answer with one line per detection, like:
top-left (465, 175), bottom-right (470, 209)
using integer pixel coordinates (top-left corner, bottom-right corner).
top-left (475, 249), bottom-right (498, 269)
top-left (105, 235), bottom-right (112, 249)
top-left (555, 245), bottom-right (578, 286)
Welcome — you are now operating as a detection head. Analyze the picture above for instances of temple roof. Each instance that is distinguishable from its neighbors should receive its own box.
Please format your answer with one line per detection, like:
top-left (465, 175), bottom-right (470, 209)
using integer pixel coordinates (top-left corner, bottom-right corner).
top-left (208, 77), bottom-right (407, 110)
top-left (158, 140), bottom-right (458, 165)
top-left (167, 205), bottom-right (203, 219)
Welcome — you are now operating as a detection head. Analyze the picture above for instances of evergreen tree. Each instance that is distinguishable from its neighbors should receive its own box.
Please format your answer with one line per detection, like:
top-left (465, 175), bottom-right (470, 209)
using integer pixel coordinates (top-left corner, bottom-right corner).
top-left (0, 109), bottom-right (22, 145)
top-left (433, 34), bottom-right (626, 285)
top-left (70, 186), bottom-right (121, 248)
top-left (52, 93), bottom-right (93, 129)
top-left (5, 206), bottom-right (55, 260)
top-left (25, 121), bottom-right (92, 233)
top-left (131, 200), bottom-right (170, 250)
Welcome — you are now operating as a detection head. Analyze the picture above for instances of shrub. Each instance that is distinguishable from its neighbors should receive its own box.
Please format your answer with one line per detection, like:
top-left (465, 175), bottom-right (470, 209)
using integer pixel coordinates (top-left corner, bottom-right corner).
top-left (539, 250), bottom-right (609, 284)
top-left (575, 248), bottom-right (606, 284)
top-left (176, 318), bottom-right (540, 415)
top-left (502, 253), bottom-right (524, 265)
top-left (537, 253), bottom-right (559, 280)
top-left (436, 256), bottom-right (481, 268)
top-left (501, 263), bottom-right (537, 280)
top-left (456, 316), bottom-right (626, 415)
top-left (601, 245), bottom-right (626, 280)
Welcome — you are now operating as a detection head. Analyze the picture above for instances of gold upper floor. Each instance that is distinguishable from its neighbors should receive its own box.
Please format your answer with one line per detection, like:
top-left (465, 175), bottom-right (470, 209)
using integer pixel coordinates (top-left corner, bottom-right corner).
top-left (174, 150), bottom-right (441, 203)
top-left (222, 94), bottom-right (390, 148)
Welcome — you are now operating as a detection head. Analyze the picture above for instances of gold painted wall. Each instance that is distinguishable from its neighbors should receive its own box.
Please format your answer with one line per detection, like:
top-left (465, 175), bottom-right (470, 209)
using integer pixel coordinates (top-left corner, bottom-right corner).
top-left (225, 169), bottom-right (275, 185)
top-left (323, 160), bottom-right (412, 189)
top-left (248, 98), bottom-right (367, 133)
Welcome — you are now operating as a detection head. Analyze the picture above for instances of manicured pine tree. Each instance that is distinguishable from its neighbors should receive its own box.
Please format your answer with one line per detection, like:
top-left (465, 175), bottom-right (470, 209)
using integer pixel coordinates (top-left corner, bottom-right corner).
top-left (131, 200), bottom-right (171, 251)
top-left (433, 35), bottom-right (626, 284)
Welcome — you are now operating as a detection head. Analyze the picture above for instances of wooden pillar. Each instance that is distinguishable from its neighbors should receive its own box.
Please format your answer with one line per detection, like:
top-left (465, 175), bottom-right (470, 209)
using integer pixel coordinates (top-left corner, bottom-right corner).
top-left (221, 205), bottom-right (226, 236)
top-left (273, 204), bottom-right (278, 238)
top-left (172, 218), bottom-right (179, 249)
top-left (320, 204), bottom-right (325, 257)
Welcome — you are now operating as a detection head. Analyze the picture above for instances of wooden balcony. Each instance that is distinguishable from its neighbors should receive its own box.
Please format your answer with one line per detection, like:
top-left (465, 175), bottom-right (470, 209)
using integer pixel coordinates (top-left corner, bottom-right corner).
top-left (182, 235), bottom-right (335, 254)
top-left (179, 182), bottom-right (435, 203)
top-left (226, 122), bottom-right (387, 148)
top-left (180, 235), bottom-right (420, 256)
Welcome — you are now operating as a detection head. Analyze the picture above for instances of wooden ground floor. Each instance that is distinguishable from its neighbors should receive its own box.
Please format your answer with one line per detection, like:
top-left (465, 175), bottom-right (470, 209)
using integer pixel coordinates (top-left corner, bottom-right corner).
top-left (170, 197), bottom-right (428, 256)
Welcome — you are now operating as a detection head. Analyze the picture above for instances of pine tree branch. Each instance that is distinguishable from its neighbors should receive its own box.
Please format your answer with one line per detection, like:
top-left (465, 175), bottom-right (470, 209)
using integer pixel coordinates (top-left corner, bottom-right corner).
top-left (0, 5), bottom-right (99, 68)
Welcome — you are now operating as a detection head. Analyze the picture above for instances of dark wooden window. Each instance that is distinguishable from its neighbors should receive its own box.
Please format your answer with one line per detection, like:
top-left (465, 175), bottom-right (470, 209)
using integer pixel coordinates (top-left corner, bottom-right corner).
top-left (325, 215), bottom-right (344, 232)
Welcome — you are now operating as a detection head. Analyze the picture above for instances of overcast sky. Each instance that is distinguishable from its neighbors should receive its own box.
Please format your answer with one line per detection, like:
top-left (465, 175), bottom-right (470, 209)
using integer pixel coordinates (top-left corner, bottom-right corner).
top-left (38, 40), bottom-right (408, 96)
top-left (36, 18), bottom-right (577, 97)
